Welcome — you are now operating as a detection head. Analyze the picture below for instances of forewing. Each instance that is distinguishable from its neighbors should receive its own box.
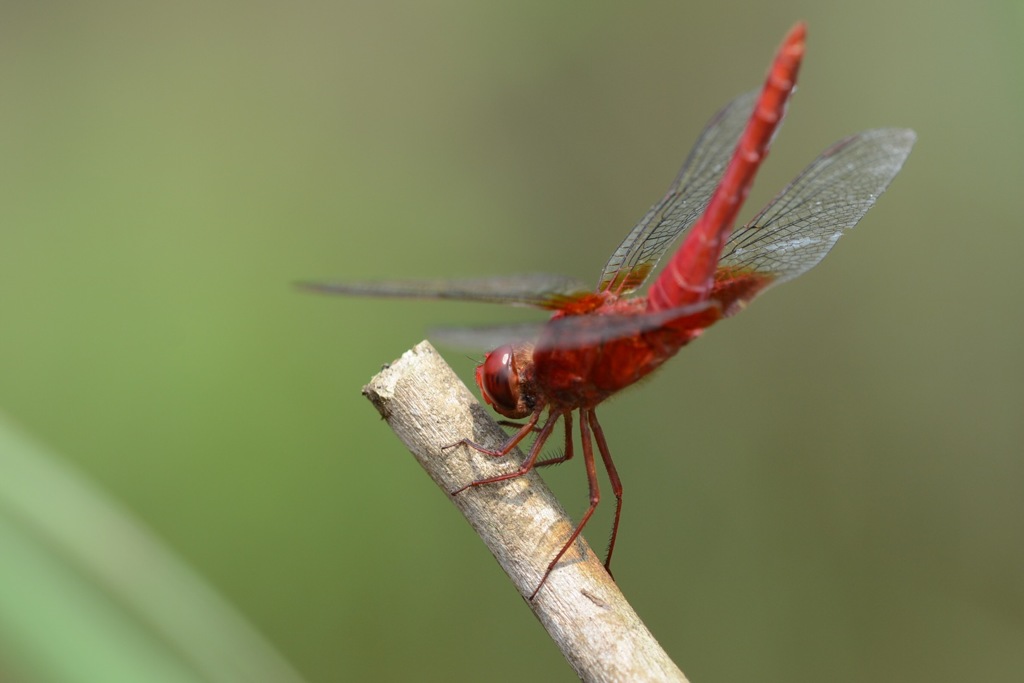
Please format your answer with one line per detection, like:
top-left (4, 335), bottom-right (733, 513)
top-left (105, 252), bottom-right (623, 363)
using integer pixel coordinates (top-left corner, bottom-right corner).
top-left (297, 273), bottom-right (595, 310)
top-left (534, 300), bottom-right (722, 352)
top-left (430, 300), bottom-right (722, 352)
top-left (714, 128), bottom-right (915, 313)
top-left (598, 90), bottom-right (758, 295)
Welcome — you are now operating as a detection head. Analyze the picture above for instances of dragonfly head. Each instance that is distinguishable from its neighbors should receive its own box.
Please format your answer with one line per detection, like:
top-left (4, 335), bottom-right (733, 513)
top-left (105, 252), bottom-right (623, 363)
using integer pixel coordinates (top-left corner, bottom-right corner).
top-left (476, 344), bottom-right (532, 419)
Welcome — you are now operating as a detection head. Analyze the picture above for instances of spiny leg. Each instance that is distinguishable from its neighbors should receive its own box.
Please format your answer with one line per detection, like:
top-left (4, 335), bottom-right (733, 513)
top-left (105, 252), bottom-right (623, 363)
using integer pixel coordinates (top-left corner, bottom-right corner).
top-left (535, 410), bottom-right (573, 468)
top-left (495, 419), bottom-right (536, 431)
top-left (530, 407), bottom-right (601, 600)
top-left (444, 407), bottom-right (542, 458)
top-left (450, 409), bottom-right (562, 496)
top-left (589, 410), bottom-right (622, 577)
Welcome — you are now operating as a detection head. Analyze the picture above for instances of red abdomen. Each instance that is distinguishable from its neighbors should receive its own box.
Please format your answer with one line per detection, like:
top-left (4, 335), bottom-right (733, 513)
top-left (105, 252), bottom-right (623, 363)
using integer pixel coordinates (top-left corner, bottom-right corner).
top-left (647, 22), bottom-right (804, 312)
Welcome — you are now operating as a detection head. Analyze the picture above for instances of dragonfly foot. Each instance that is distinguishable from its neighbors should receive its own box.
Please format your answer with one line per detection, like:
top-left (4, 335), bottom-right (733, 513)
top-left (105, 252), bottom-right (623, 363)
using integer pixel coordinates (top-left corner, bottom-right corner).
top-left (440, 438), bottom-right (469, 452)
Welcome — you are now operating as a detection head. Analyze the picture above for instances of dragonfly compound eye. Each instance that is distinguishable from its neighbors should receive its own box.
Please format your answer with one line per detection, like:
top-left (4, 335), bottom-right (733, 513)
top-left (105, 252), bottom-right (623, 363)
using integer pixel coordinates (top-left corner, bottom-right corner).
top-left (476, 345), bottom-right (524, 418)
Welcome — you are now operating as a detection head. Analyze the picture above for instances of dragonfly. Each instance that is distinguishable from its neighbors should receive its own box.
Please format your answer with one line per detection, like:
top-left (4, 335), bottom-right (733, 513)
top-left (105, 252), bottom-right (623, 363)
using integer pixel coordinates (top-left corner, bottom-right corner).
top-left (302, 22), bottom-right (915, 600)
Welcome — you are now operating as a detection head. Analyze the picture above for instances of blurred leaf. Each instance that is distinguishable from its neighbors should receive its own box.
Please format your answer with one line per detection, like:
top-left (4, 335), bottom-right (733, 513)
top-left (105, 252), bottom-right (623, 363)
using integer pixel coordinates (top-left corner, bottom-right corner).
top-left (0, 413), bottom-right (306, 683)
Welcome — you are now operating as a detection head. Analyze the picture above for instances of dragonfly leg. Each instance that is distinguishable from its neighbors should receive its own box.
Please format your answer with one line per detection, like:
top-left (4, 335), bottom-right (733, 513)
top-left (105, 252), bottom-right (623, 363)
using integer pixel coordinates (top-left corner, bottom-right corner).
top-left (450, 410), bottom-right (562, 496)
top-left (495, 419), bottom-right (531, 430)
top-left (530, 408), bottom-right (601, 600)
top-left (535, 411), bottom-right (574, 468)
top-left (589, 410), bottom-right (622, 577)
top-left (443, 408), bottom-right (542, 458)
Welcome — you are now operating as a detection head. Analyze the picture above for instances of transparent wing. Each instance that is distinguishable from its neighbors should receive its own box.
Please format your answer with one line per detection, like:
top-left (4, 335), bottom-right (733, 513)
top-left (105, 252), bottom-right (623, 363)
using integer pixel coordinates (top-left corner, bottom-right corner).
top-left (297, 273), bottom-right (596, 310)
top-left (534, 300), bottom-right (722, 351)
top-left (429, 300), bottom-right (722, 351)
top-left (712, 128), bottom-right (916, 314)
top-left (598, 90), bottom-right (758, 296)
top-left (428, 321), bottom-right (546, 351)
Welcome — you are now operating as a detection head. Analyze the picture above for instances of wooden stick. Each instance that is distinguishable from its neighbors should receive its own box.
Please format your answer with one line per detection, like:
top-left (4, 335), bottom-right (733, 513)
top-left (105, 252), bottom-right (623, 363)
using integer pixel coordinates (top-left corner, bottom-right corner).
top-left (362, 341), bottom-right (688, 683)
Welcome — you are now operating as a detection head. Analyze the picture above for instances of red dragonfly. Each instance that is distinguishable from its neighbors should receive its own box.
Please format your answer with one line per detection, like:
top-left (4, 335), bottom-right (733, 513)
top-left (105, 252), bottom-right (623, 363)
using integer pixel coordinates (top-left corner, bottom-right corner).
top-left (304, 23), bottom-right (914, 599)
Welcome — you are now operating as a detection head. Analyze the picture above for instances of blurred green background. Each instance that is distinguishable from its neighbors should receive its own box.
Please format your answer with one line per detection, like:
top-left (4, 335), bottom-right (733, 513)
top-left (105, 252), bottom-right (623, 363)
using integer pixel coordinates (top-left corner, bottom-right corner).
top-left (1, 1), bottom-right (1021, 681)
